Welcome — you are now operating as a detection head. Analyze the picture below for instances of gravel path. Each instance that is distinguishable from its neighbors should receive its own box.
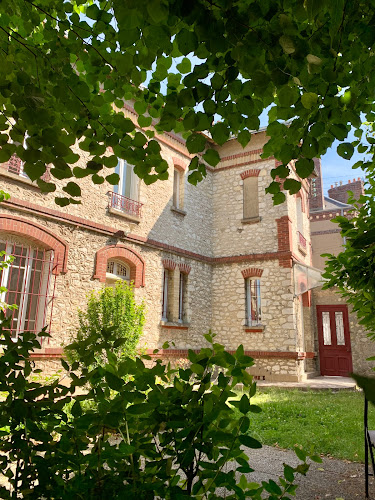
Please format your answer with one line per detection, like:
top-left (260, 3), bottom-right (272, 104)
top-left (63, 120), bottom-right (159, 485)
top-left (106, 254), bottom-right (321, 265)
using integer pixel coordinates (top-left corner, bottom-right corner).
top-left (234, 445), bottom-right (372, 499)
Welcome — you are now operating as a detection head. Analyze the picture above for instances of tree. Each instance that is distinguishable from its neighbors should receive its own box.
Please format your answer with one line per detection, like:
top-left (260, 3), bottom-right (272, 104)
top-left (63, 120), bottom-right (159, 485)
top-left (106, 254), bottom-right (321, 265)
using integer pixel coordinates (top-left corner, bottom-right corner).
top-left (0, 0), bottom-right (374, 206)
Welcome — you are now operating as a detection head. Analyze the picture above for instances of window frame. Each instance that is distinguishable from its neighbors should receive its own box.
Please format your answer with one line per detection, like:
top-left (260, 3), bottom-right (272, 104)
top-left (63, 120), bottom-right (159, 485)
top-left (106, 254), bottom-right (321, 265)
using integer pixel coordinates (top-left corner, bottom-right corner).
top-left (162, 269), bottom-right (169, 321)
top-left (245, 277), bottom-right (262, 326)
top-left (115, 159), bottom-right (139, 202)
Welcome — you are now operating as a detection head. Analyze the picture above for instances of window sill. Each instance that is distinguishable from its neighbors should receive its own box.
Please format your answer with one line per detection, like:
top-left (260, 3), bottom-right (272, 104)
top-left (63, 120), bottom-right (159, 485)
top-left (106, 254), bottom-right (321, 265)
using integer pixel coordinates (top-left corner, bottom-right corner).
top-left (108, 207), bottom-right (141, 224)
top-left (243, 326), bottom-right (264, 333)
top-left (171, 206), bottom-right (187, 216)
top-left (241, 216), bottom-right (261, 225)
top-left (0, 169), bottom-right (40, 190)
top-left (298, 244), bottom-right (307, 256)
top-left (160, 321), bottom-right (190, 330)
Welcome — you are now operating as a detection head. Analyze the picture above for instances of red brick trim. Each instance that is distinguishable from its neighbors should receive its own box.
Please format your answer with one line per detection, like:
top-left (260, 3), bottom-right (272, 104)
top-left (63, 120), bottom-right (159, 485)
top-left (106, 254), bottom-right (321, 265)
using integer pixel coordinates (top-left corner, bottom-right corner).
top-left (276, 216), bottom-right (293, 267)
top-left (244, 328), bottom-right (264, 333)
top-left (172, 157), bottom-right (187, 171)
top-left (146, 349), bottom-right (315, 360)
top-left (162, 258), bottom-right (176, 271)
top-left (221, 149), bottom-right (263, 162)
top-left (2, 197), bottom-right (291, 267)
top-left (31, 347), bottom-right (64, 359)
top-left (240, 169), bottom-right (260, 180)
top-left (178, 263), bottom-right (191, 275)
top-left (241, 267), bottom-right (263, 279)
top-left (160, 325), bottom-right (189, 330)
top-left (0, 214), bottom-right (68, 274)
top-left (94, 244), bottom-right (145, 287)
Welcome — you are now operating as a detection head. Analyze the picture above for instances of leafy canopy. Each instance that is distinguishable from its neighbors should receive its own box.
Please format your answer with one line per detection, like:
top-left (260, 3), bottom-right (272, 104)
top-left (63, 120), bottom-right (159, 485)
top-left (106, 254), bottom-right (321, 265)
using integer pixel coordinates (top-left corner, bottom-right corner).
top-left (0, 0), bottom-right (374, 205)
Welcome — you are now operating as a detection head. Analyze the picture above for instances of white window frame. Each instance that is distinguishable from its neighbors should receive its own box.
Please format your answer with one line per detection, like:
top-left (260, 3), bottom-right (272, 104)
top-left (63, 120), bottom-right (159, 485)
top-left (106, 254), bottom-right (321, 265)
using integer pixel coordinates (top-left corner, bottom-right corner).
top-left (0, 243), bottom-right (52, 337)
top-left (115, 159), bottom-right (139, 201)
top-left (178, 272), bottom-right (185, 323)
top-left (162, 269), bottom-right (169, 321)
top-left (106, 259), bottom-right (130, 284)
top-left (173, 168), bottom-right (181, 209)
top-left (245, 278), bottom-right (262, 326)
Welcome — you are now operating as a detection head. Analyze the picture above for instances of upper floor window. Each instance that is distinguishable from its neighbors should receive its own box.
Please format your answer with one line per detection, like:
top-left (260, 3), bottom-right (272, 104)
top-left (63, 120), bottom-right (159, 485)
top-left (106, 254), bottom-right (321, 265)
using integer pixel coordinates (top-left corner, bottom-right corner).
top-left (115, 159), bottom-right (139, 202)
top-left (241, 169), bottom-right (260, 222)
top-left (0, 242), bottom-right (56, 339)
top-left (245, 278), bottom-right (261, 326)
top-left (173, 167), bottom-right (182, 209)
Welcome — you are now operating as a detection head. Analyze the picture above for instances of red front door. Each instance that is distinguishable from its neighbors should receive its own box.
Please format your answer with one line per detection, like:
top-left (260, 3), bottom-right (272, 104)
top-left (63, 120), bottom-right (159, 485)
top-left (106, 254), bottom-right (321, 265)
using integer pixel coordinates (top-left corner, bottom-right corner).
top-left (317, 305), bottom-right (353, 376)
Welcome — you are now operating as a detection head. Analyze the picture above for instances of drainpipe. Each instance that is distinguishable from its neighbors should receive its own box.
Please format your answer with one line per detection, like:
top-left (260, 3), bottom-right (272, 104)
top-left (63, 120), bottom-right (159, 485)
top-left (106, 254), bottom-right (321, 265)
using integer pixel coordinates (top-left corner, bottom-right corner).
top-left (341, 208), bottom-right (346, 245)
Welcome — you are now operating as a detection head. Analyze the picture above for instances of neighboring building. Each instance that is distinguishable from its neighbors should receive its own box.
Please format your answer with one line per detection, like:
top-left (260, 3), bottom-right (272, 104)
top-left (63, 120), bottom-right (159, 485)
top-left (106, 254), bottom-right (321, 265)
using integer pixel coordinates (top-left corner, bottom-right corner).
top-left (0, 104), bottom-right (372, 381)
top-left (309, 166), bottom-right (375, 376)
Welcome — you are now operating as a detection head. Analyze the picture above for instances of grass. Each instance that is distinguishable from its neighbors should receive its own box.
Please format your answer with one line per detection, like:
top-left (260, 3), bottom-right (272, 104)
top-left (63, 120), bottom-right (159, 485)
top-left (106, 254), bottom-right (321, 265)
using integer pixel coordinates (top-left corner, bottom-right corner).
top-left (242, 388), bottom-right (375, 463)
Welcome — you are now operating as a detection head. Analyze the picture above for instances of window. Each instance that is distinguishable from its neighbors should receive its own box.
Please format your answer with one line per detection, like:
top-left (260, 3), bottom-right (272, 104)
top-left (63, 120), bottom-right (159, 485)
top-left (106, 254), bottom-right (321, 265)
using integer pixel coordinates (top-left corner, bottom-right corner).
top-left (106, 259), bottom-right (130, 285)
top-left (178, 272), bottom-right (187, 323)
top-left (115, 159), bottom-right (139, 201)
top-left (173, 168), bottom-right (181, 208)
top-left (245, 278), bottom-right (261, 326)
top-left (296, 197), bottom-right (304, 234)
top-left (243, 176), bottom-right (259, 220)
top-left (0, 242), bottom-right (56, 339)
top-left (162, 269), bottom-right (169, 321)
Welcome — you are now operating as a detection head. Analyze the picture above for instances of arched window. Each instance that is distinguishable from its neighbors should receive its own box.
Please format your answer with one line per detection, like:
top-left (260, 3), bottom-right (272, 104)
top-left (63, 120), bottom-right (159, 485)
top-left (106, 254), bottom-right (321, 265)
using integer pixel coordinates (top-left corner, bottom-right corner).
top-left (106, 259), bottom-right (130, 284)
top-left (0, 240), bottom-right (56, 339)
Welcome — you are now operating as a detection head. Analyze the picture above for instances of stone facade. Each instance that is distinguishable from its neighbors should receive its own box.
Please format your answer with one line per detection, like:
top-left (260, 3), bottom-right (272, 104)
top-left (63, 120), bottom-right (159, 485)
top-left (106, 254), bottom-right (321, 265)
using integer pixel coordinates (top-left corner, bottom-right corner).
top-left (0, 113), bottom-right (322, 382)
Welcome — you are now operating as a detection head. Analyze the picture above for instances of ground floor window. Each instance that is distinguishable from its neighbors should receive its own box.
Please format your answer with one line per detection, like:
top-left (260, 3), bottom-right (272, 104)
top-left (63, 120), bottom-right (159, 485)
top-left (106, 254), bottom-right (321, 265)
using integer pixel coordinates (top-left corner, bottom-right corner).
top-left (0, 242), bottom-right (56, 339)
top-left (162, 269), bottom-right (169, 321)
top-left (106, 259), bottom-right (130, 286)
top-left (178, 272), bottom-right (188, 323)
top-left (245, 278), bottom-right (262, 326)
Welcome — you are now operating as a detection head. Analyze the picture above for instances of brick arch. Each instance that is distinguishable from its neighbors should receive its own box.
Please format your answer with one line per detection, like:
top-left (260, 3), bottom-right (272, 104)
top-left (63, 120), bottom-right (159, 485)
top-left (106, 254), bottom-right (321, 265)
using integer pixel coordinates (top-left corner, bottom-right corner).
top-left (0, 214), bottom-right (68, 274)
top-left (94, 245), bottom-right (145, 287)
top-left (240, 169), bottom-right (260, 180)
top-left (241, 267), bottom-right (263, 279)
top-left (172, 157), bottom-right (187, 172)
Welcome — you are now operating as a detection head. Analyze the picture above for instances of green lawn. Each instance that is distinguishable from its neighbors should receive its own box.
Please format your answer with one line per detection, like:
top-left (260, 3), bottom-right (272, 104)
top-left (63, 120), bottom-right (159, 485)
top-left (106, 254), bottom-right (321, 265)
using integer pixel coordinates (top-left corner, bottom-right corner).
top-left (243, 388), bottom-right (375, 463)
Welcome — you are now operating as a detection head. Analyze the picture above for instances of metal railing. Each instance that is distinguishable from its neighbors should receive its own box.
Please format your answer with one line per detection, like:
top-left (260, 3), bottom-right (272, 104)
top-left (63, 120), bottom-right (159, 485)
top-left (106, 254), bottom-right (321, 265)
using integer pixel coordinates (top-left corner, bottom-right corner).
top-left (108, 191), bottom-right (143, 218)
top-left (297, 231), bottom-right (307, 249)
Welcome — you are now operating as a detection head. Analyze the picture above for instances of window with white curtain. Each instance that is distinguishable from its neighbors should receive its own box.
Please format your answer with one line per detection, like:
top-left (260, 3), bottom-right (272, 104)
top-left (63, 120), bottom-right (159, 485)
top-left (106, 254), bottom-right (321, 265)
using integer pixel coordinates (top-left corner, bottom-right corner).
top-left (114, 159), bottom-right (139, 201)
top-left (245, 278), bottom-right (262, 326)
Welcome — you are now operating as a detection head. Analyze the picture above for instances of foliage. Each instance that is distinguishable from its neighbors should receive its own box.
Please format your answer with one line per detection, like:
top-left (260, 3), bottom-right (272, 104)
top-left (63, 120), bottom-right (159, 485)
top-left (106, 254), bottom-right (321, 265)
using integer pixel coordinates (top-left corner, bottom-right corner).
top-left (239, 388), bottom-right (373, 463)
top-left (0, 322), bottom-right (320, 498)
top-left (0, 0), bottom-right (374, 205)
top-left (322, 183), bottom-right (375, 339)
top-left (66, 280), bottom-right (145, 367)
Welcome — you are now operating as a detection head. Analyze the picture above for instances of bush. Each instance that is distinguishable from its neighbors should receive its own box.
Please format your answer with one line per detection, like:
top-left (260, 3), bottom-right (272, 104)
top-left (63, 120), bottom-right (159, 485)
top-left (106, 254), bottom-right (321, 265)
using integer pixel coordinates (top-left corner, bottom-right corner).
top-left (0, 316), bottom-right (319, 499)
top-left (66, 280), bottom-right (145, 367)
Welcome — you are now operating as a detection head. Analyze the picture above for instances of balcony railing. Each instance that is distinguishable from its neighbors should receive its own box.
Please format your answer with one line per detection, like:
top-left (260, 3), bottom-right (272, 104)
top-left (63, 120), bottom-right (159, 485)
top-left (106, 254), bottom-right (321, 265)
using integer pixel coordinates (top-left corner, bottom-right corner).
top-left (297, 231), bottom-right (307, 249)
top-left (3, 154), bottom-right (28, 177)
top-left (108, 191), bottom-right (143, 218)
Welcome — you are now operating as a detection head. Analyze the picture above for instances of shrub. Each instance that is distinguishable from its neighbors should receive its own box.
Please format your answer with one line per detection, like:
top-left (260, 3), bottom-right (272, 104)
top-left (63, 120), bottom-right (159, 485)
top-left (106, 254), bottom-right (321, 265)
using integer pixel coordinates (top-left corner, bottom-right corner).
top-left (0, 317), bottom-right (320, 499)
top-left (66, 280), bottom-right (145, 367)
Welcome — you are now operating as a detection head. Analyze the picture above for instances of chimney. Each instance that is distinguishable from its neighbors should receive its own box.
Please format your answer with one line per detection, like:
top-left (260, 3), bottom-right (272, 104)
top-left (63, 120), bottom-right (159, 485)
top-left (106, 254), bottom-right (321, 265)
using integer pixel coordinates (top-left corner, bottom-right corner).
top-left (328, 177), bottom-right (365, 204)
top-left (308, 158), bottom-right (325, 211)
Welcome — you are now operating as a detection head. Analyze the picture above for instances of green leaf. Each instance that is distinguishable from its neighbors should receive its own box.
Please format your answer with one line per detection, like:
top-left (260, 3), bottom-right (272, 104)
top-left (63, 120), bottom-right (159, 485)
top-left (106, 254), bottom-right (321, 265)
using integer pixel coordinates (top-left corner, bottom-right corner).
top-left (105, 372), bottom-right (123, 391)
top-left (106, 173), bottom-right (120, 185)
top-left (279, 35), bottom-right (295, 54)
top-left (294, 446), bottom-right (307, 462)
top-left (301, 92), bottom-right (318, 109)
top-left (138, 115), bottom-right (153, 128)
top-left (238, 130), bottom-right (251, 148)
top-left (176, 57), bottom-right (191, 74)
top-left (203, 149), bottom-right (220, 167)
top-left (337, 142), bottom-right (354, 160)
top-left (176, 29), bottom-right (198, 55)
top-left (63, 182), bottom-right (81, 197)
top-left (127, 403), bottom-right (153, 415)
top-left (190, 363), bottom-right (204, 375)
top-left (239, 394), bottom-right (251, 414)
top-left (186, 133), bottom-right (206, 154)
top-left (284, 464), bottom-right (295, 482)
top-left (211, 123), bottom-right (229, 146)
top-left (295, 158), bottom-right (315, 178)
top-left (239, 435), bottom-right (262, 449)
top-left (262, 479), bottom-right (282, 495)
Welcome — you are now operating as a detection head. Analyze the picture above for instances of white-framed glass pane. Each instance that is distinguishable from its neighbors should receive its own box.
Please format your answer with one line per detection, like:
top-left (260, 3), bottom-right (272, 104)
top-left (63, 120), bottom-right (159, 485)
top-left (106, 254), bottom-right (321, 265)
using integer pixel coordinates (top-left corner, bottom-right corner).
top-left (335, 312), bottom-right (345, 345)
top-left (246, 278), bottom-right (261, 326)
top-left (114, 159), bottom-right (139, 201)
top-left (162, 270), bottom-right (168, 320)
top-left (173, 169), bottom-right (180, 208)
top-left (322, 312), bottom-right (331, 345)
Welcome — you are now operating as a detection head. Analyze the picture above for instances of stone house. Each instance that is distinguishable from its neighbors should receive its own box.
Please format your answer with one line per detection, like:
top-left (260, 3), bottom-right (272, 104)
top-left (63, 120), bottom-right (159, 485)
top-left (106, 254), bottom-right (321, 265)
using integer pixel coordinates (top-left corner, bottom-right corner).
top-left (309, 164), bottom-right (375, 376)
top-left (0, 105), bottom-right (371, 381)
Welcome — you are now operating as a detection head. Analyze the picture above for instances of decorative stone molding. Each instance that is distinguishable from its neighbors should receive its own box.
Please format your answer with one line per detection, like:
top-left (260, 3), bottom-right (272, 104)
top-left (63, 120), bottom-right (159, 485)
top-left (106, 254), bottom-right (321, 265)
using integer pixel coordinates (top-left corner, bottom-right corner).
top-left (178, 263), bottom-right (191, 275)
top-left (94, 244), bottom-right (145, 286)
top-left (241, 267), bottom-right (263, 279)
top-left (240, 168), bottom-right (260, 180)
top-left (162, 258), bottom-right (177, 271)
top-left (0, 214), bottom-right (68, 274)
